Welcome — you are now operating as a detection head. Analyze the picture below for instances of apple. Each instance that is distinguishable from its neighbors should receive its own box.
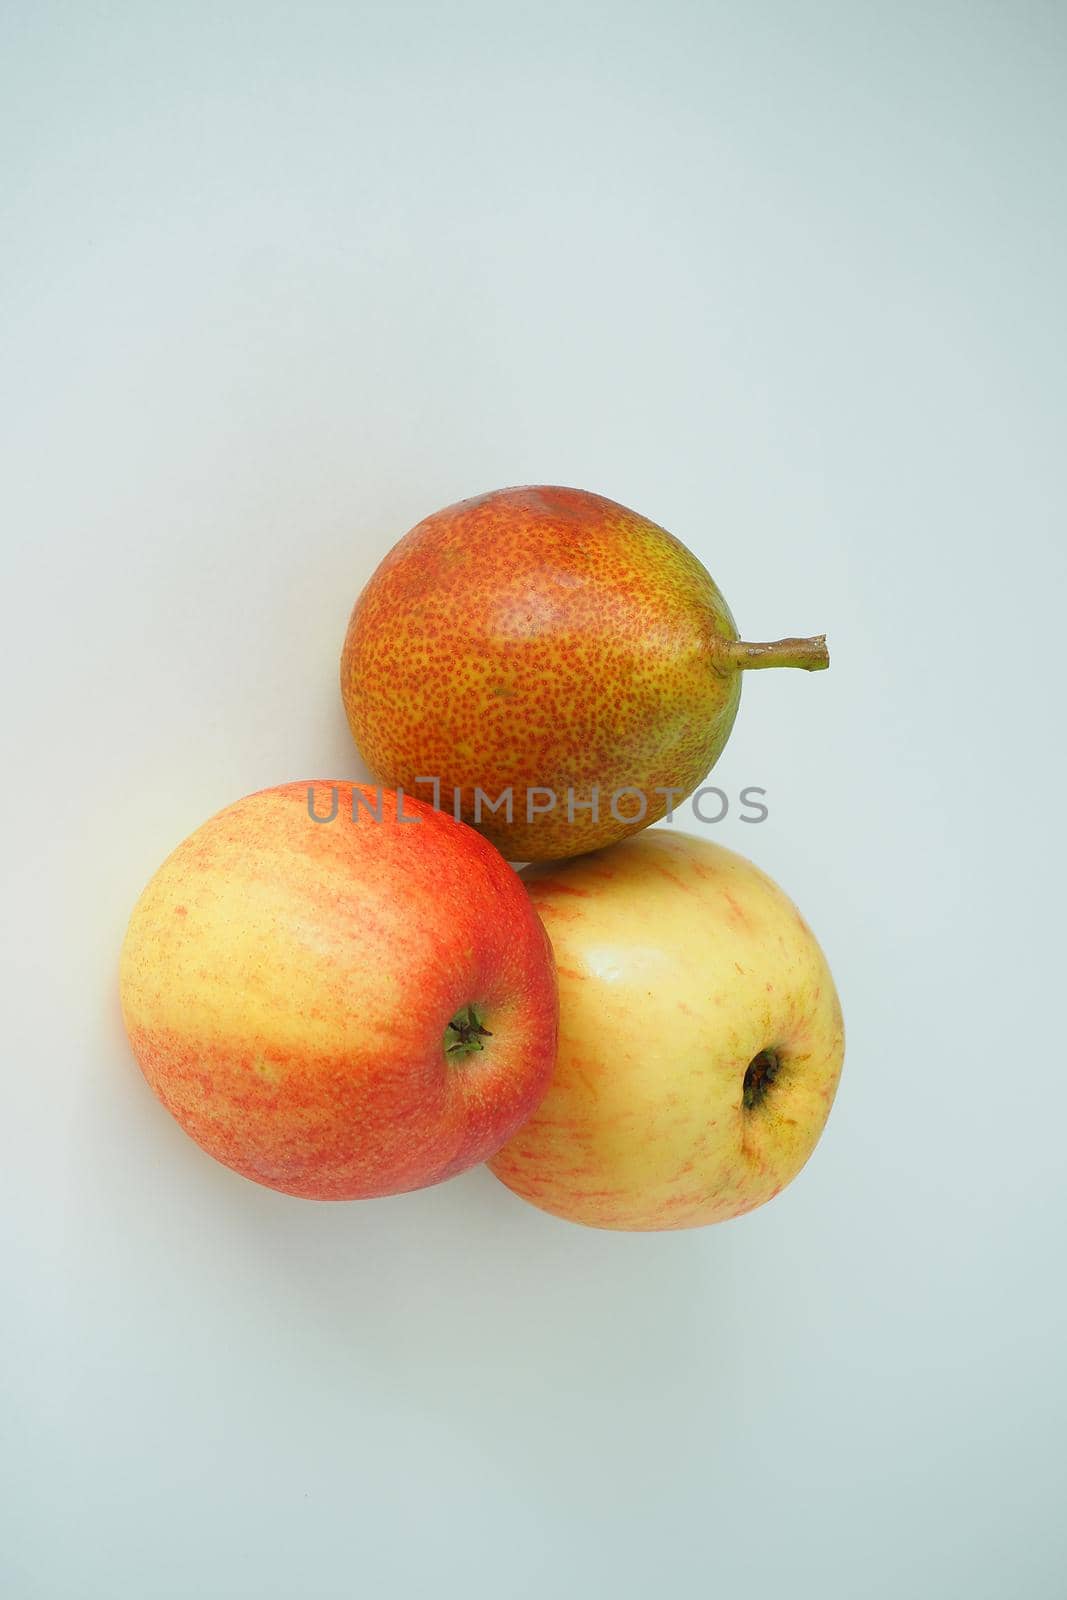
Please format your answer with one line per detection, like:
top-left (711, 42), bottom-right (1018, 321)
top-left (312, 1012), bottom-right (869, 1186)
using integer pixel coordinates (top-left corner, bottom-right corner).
top-left (119, 782), bottom-right (558, 1199)
top-left (341, 485), bottom-right (827, 861)
top-left (489, 830), bottom-right (844, 1229)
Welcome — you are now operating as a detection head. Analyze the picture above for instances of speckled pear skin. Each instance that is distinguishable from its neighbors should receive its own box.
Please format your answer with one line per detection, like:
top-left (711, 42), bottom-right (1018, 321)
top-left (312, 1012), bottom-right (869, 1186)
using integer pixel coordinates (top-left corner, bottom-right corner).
top-left (341, 487), bottom-right (741, 861)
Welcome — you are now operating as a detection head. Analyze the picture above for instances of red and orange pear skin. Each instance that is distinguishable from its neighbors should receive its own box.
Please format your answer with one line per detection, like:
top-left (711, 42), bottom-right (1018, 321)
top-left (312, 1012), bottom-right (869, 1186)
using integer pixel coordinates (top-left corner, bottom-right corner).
top-left (119, 783), bottom-right (558, 1200)
top-left (341, 486), bottom-right (828, 861)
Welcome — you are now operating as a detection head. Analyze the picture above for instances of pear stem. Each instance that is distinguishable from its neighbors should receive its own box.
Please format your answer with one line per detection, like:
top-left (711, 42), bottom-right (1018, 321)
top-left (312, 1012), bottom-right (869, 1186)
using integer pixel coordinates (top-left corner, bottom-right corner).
top-left (729, 635), bottom-right (829, 672)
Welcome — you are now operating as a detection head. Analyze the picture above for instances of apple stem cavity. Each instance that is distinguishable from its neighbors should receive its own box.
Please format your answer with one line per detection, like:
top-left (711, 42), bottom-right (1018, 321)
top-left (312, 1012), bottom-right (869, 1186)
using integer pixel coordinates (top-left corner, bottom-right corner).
top-left (743, 1048), bottom-right (781, 1111)
top-left (729, 635), bottom-right (829, 672)
top-left (445, 1003), bottom-right (493, 1060)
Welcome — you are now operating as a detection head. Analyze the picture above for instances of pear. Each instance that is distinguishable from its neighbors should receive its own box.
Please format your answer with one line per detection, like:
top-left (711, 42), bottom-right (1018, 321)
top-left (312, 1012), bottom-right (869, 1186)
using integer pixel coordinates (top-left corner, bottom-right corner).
top-left (341, 486), bottom-right (828, 861)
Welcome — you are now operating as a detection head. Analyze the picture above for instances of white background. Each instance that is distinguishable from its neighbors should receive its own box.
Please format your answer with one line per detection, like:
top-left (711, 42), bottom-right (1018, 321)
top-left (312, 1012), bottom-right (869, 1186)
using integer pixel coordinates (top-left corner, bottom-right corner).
top-left (3, 4), bottom-right (1065, 1596)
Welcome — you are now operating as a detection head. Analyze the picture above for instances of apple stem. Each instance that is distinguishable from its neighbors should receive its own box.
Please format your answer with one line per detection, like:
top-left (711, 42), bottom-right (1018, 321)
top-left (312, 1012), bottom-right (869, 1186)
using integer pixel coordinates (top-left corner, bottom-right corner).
top-left (729, 635), bottom-right (829, 672)
top-left (743, 1048), bottom-right (782, 1110)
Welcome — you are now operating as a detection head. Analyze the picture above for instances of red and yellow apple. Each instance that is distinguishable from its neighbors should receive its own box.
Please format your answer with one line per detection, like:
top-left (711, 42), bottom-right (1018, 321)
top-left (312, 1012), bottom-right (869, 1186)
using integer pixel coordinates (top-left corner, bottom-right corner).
top-left (490, 830), bottom-right (844, 1229)
top-left (119, 782), bottom-right (558, 1199)
top-left (341, 485), bottom-right (828, 861)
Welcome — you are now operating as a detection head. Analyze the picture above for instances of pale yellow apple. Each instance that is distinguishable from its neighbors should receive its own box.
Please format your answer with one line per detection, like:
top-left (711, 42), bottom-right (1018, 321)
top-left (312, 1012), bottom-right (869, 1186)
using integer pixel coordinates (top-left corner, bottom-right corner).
top-left (489, 830), bottom-right (844, 1230)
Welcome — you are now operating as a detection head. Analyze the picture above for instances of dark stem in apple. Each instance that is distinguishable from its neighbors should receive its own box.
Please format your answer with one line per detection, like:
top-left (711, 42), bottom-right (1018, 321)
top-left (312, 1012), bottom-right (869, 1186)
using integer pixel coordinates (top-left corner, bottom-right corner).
top-left (729, 635), bottom-right (829, 672)
top-left (445, 1004), bottom-right (493, 1059)
top-left (743, 1048), bottom-right (781, 1110)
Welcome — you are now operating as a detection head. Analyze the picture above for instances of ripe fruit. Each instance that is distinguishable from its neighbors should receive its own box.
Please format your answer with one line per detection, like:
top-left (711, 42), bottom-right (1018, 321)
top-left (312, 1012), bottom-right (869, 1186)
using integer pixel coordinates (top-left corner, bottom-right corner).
top-left (341, 485), bottom-right (828, 861)
top-left (119, 782), bottom-right (558, 1199)
top-left (489, 830), bottom-right (844, 1230)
